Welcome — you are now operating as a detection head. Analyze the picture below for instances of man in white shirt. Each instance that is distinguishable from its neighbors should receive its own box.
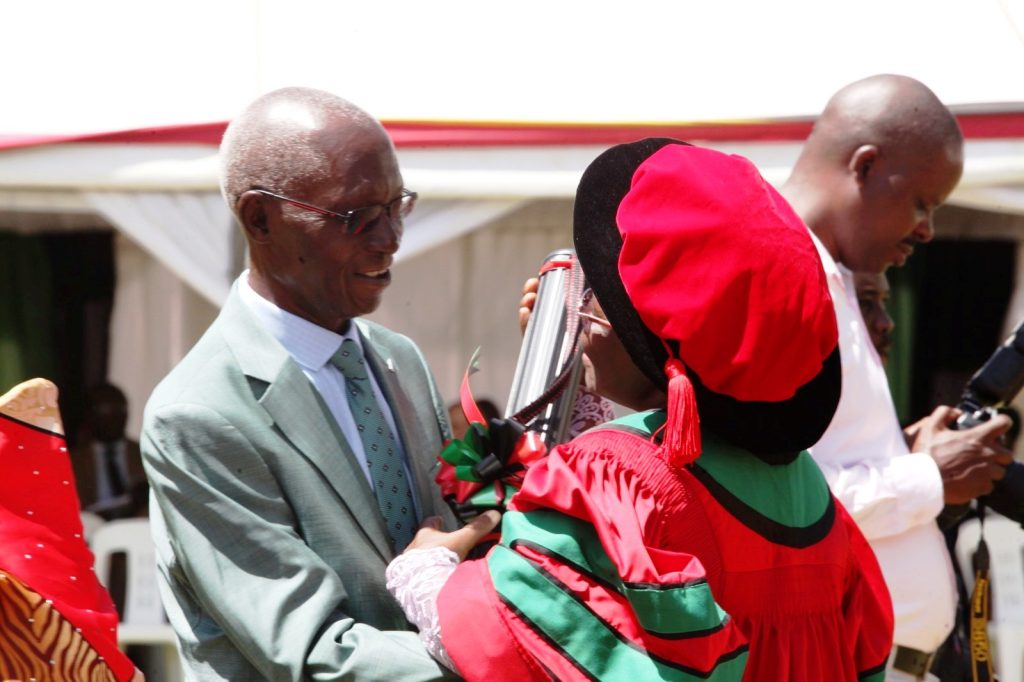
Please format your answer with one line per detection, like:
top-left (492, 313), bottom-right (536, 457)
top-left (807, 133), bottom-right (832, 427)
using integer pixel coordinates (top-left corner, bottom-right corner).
top-left (781, 74), bottom-right (1014, 681)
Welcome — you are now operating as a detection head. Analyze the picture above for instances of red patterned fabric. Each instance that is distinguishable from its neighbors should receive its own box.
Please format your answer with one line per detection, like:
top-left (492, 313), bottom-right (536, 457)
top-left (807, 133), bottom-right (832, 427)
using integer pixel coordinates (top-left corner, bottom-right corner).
top-left (0, 413), bottom-right (135, 682)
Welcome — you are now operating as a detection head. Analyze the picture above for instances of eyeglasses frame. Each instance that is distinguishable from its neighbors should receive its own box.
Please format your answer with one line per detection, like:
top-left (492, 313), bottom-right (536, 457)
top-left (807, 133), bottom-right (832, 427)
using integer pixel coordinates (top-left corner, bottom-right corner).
top-left (252, 188), bottom-right (417, 236)
top-left (578, 288), bottom-right (612, 330)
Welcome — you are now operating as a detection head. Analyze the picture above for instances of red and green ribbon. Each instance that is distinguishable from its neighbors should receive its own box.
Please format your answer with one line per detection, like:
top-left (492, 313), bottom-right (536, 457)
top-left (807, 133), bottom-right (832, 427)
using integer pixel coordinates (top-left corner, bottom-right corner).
top-left (435, 349), bottom-right (547, 521)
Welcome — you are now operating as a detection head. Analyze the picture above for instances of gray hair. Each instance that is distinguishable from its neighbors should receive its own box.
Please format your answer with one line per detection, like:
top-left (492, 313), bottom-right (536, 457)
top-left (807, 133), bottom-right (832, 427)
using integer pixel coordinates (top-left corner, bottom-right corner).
top-left (219, 87), bottom-right (379, 217)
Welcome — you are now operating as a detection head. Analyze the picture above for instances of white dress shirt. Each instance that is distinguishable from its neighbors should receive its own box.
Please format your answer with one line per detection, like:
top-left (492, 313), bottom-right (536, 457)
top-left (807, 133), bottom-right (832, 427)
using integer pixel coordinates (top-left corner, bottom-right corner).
top-left (238, 272), bottom-right (421, 517)
top-left (808, 234), bottom-right (956, 653)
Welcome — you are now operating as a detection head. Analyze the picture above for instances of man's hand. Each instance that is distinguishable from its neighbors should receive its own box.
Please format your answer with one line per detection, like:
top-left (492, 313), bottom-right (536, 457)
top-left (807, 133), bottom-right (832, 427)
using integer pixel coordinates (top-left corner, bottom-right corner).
top-left (404, 510), bottom-right (501, 561)
top-left (518, 277), bottom-right (539, 336)
top-left (907, 405), bottom-right (1014, 505)
top-left (902, 414), bottom-right (928, 450)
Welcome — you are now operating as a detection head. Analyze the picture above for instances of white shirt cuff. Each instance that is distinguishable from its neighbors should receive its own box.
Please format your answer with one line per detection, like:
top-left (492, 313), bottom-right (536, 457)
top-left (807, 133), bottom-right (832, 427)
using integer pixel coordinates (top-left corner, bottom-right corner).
top-left (890, 452), bottom-right (945, 525)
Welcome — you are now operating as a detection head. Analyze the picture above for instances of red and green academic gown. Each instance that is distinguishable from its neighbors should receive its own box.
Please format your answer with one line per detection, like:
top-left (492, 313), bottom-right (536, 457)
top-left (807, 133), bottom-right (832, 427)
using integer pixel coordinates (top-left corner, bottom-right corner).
top-left (437, 411), bottom-right (893, 681)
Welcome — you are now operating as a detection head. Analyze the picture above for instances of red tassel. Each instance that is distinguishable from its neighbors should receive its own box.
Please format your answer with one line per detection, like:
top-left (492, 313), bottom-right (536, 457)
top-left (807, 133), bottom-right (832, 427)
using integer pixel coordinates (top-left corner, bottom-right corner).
top-left (661, 358), bottom-right (701, 467)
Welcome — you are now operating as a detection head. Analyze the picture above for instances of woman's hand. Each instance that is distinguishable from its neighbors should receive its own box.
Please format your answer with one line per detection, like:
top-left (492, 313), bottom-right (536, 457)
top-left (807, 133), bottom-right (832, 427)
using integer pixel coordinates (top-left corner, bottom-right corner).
top-left (518, 277), bottom-right (539, 336)
top-left (405, 510), bottom-right (501, 561)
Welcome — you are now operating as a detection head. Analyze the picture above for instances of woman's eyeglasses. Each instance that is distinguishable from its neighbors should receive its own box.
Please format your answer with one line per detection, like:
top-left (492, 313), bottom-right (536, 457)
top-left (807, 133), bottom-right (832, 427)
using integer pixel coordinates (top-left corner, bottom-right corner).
top-left (578, 288), bottom-right (612, 331)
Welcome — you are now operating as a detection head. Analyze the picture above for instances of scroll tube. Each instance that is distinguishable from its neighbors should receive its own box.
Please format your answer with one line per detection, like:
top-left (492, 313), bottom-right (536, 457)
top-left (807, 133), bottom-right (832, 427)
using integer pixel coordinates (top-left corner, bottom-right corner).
top-left (505, 248), bottom-right (586, 449)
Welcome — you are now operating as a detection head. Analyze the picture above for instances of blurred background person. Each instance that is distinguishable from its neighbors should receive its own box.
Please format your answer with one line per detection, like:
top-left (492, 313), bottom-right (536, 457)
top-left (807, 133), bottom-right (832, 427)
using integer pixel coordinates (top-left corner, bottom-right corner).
top-left (854, 271), bottom-right (895, 366)
top-left (72, 382), bottom-right (148, 520)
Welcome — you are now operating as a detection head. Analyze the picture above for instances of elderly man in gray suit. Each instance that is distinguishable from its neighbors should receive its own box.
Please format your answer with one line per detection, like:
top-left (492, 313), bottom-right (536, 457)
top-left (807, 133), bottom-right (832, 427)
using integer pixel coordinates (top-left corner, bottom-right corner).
top-left (142, 87), bottom-right (496, 681)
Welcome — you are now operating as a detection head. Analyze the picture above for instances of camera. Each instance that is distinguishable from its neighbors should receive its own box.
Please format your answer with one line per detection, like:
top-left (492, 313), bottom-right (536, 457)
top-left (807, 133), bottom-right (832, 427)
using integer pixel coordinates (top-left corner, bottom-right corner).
top-left (938, 318), bottom-right (1024, 527)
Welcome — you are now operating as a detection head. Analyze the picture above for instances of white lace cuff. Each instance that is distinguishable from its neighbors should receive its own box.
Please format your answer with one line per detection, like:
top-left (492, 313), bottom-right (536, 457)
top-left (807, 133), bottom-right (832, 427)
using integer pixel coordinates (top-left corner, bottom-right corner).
top-left (385, 546), bottom-right (460, 673)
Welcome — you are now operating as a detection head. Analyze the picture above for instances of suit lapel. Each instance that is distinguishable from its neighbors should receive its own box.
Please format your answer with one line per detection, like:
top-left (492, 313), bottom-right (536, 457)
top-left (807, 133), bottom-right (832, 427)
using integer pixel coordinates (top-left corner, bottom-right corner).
top-left (220, 286), bottom-right (393, 562)
top-left (358, 324), bottom-right (445, 522)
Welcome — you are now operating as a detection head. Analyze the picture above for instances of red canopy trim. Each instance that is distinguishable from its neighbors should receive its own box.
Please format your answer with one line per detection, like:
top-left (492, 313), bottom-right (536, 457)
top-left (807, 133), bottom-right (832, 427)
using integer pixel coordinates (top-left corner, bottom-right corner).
top-left (1, 111), bottom-right (1023, 151)
top-left (383, 119), bottom-right (819, 146)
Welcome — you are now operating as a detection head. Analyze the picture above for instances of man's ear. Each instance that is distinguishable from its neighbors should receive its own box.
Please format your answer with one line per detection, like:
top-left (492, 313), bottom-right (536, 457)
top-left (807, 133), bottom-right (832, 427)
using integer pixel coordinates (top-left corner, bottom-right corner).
top-left (237, 190), bottom-right (272, 244)
top-left (848, 145), bottom-right (879, 185)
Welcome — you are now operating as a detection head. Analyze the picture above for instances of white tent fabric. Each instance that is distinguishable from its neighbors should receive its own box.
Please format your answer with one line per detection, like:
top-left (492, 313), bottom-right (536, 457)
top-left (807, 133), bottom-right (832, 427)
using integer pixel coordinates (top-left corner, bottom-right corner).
top-left (2, 0), bottom-right (1023, 134)
top-left (397, 199), bottom-right (528, 261)
top-left (85, 191), bottom-right (238, 306)
top-left (953, 186), bottom-right (1024, 216)
top-left (368, 199), bottom-right (576, 421)
top-left (108, 235), bottom-right (218, 437)
top-left (3, 133), bottom-right (1024, 437)
top-left (83, 188), bottom-right (532, 302)
top-left (1, 0), bottom-right (1023, 437)
top-left (5, 140), bottom-right (1024, 211)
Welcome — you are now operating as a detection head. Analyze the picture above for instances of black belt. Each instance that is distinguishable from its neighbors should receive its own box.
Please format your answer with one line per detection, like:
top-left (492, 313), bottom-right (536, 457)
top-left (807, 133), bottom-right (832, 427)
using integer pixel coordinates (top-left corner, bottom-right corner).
top-left (893, 645), bottom-right (935, 678)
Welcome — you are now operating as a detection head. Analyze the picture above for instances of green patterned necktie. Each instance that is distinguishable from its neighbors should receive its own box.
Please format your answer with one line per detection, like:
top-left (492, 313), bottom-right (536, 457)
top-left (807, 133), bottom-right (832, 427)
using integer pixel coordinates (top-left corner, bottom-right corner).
top-left (330, 338), bottom-right (415, 552)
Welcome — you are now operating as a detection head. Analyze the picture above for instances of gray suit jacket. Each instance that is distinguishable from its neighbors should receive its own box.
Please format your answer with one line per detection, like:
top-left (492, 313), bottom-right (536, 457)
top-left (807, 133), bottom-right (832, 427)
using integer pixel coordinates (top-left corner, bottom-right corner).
top-left (142, 284), bottom-right (458, 681)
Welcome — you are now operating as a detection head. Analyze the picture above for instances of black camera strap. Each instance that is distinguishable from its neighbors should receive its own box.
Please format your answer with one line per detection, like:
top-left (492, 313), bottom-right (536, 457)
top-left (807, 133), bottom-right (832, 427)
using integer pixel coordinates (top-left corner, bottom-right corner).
top-left (969, 502), bottom-right (996, 682)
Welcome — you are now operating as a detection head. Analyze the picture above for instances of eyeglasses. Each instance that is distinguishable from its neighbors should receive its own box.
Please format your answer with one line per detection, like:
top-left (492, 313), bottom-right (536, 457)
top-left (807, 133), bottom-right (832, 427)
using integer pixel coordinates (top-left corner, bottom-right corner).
top-left (578, 288), bottom-right (612, 331)
top-left (253, 188), bottom-right (417, 236)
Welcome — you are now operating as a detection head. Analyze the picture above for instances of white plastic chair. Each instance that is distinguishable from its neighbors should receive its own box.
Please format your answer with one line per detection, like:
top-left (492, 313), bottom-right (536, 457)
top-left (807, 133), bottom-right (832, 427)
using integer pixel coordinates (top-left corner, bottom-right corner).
top-left (91, 518), bottom-right (183, 682)
top-left (80, 510), bottom-right (106, 545)
top-left (955, 513), bottom-right (1024, 682)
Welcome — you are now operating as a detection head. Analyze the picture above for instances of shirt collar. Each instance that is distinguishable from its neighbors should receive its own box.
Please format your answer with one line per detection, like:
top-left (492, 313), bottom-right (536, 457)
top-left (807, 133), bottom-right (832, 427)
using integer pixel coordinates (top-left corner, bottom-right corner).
top-left (807, 227), bottom-right (848, 291)
top-left (238, 270), bottom-right (361, 371)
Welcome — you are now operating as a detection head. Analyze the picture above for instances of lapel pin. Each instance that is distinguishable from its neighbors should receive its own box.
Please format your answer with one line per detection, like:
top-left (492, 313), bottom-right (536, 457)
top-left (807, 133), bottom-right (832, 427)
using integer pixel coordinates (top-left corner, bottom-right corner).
top-left (386, 358), bottom-right (396, 373)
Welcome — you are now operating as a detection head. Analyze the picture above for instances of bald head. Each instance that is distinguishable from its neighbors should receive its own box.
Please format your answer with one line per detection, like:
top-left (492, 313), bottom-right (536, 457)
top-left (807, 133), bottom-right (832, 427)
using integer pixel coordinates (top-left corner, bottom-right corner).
top-left (783, 75), bottom-right (964, 273)
top-left (219, 87), bottom-right (391, 217)
top-left (797, 74), bottom-right (962, 173)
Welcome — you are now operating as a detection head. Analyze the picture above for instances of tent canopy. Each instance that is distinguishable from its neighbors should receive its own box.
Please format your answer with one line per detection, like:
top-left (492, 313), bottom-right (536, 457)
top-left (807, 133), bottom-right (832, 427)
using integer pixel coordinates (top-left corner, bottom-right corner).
top-left (3, 0), bottom-right (1024, 135)
top-left (3, 0), bottom-right (1024, 211)
top-left (3, 0), bottom-right (1023, 217)
top-left (4, 0), bottom-right (1024, 436)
